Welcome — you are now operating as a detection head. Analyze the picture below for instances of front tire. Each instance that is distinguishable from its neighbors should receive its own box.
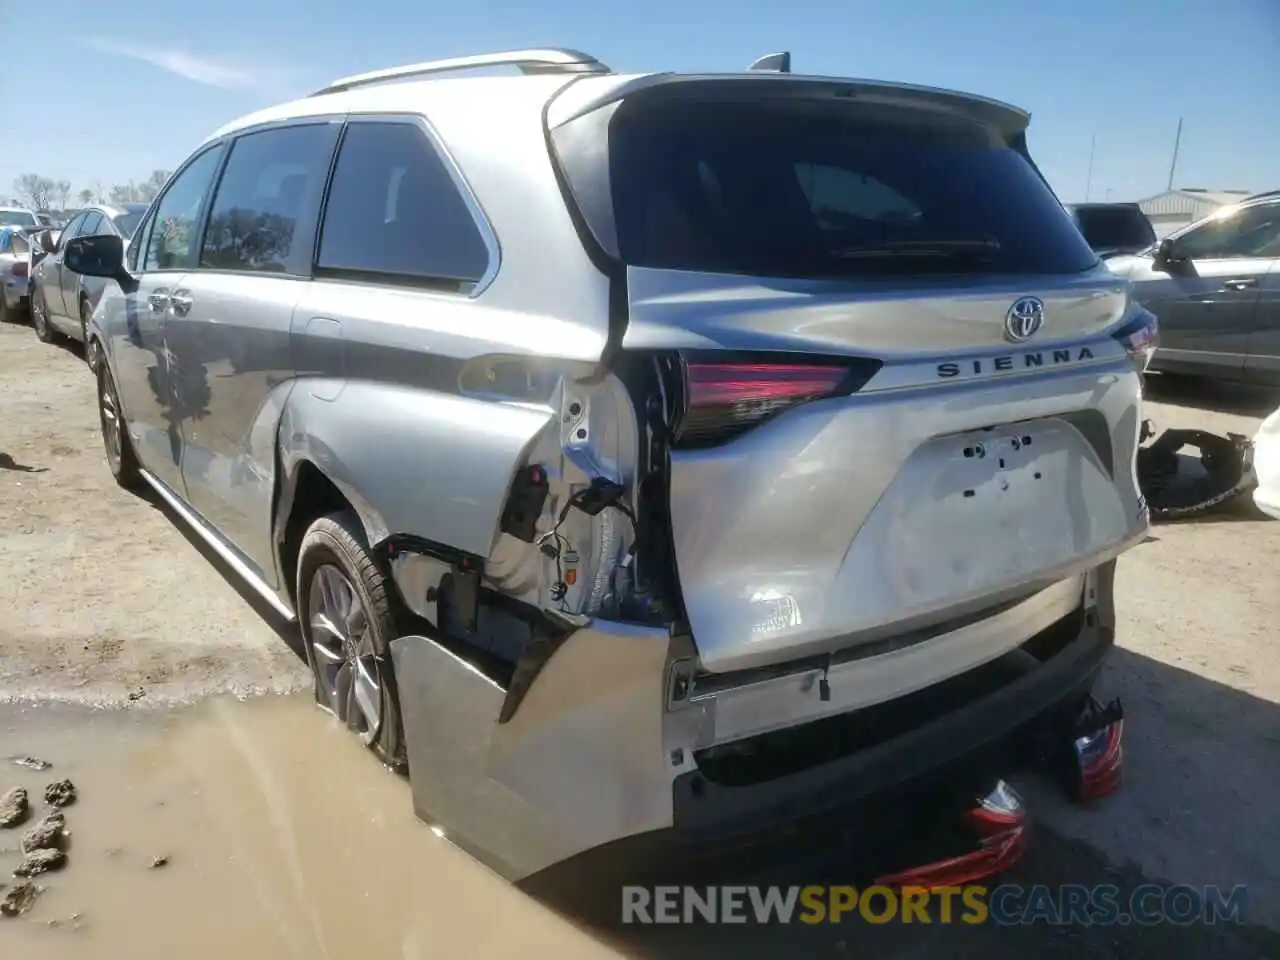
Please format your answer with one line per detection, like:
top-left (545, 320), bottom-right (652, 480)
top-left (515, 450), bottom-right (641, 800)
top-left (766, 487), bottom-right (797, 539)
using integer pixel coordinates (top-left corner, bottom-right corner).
top-left (97, 361), bottom-right (140, 488)
top-left (296, 511), bottom-right (406, 769)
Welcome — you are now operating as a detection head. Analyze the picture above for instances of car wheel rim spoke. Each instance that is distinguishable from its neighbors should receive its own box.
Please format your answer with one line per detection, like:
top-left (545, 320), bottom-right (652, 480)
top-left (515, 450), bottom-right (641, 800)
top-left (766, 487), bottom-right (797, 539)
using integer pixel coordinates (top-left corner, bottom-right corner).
top-left (307, 563), bottom-right (380, 744)
top-left (100, 383), bottom-right (121, 461)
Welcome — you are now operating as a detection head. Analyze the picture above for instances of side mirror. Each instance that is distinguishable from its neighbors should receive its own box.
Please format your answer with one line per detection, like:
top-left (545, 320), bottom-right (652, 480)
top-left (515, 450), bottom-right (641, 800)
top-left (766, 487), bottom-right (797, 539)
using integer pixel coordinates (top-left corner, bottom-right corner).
top-left (64, 234), bottom-right (126, 282)
top-left (1152, 237), bottom-right (1184, 272)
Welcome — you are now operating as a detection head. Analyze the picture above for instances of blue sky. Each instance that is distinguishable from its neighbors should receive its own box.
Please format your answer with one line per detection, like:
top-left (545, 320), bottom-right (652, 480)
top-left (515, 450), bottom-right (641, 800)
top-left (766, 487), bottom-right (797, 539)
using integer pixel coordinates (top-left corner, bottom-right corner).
top-left (4, 0), bottom-right (1276, 205)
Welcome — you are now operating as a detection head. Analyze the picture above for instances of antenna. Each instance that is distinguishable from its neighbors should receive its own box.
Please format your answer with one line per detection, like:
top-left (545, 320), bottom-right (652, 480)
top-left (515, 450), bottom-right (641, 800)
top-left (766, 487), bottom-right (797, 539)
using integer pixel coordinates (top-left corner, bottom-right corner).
top-left (748, 52), bottom-right (791, 73)
top-left (1165, 117), bottom-right (1183, 192)
top-left (1084, 131), bottom-right (1096, 202)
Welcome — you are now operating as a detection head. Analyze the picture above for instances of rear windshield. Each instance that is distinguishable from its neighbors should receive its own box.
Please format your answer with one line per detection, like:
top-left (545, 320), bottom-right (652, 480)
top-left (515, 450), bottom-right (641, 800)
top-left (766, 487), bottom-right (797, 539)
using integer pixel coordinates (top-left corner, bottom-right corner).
top-left (0, 210), bottom-right (38, 227)
top-left (557, 94), bottom-right (1099, 278)
top-left (1072, 206), bottom-right (1156, 252)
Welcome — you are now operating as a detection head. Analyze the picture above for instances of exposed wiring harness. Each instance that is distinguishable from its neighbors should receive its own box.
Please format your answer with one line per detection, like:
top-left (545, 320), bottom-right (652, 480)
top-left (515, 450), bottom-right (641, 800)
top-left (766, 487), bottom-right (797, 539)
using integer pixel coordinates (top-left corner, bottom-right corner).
top-left (535, 478), bottom-right (637, 609)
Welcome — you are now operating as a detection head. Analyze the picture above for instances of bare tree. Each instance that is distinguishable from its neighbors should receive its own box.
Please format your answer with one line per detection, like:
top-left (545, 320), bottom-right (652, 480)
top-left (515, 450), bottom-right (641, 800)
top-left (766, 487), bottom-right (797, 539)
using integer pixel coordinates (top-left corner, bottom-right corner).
top-left (109, 182), bottom-right (140, 204)
top-left (13, 174), bottom-right (56, 210)
top-left (54, 180), bottom-right (72, 211)
top-left (78, 188), bottom-right (94, 206)
top-left (138, 170), bottom-right (171, 202)
top-left (92, 181), bottom-right (105, 204)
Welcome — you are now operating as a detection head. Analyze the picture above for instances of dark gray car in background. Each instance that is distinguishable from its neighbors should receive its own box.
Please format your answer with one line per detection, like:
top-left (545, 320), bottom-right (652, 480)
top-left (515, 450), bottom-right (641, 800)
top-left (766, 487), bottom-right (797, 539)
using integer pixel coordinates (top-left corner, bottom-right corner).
top-left (1106, 192), bottom-right (1280, 385)
top-left (29, 202), bottom-right (147, 353)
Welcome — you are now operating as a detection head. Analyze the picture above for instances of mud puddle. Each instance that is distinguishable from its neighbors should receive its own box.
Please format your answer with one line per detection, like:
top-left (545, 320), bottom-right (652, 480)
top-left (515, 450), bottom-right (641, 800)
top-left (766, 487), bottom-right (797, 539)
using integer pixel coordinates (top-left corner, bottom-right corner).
top-left (3, 695), bottom-right (1277, 960)
top-left (0, 695), bottom-right (617, 959)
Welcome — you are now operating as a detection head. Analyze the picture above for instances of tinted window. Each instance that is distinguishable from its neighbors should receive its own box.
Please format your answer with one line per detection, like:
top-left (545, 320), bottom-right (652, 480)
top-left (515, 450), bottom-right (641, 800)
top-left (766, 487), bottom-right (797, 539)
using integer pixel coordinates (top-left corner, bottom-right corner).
top-left (317, 122), bottom-right (490, 289)
top-left (57, 213), bottom-right (87, 250)
top-left (112, 212), bottom-right (144, 238)
top-left (1071, 206), bottom-right (1156, 252)
top-left (202, 124), bottom-right (336, 274)
top-left (1175, 203), bottom-right (1280, 260)
top-left (80, 212), bottom-right (104, 235)
top-left (568, 96), bottom-right (1098, 278)
top-left (143, 147), bottom-right (224, 272)
top-left (0, 210), bottom-right (38, 227)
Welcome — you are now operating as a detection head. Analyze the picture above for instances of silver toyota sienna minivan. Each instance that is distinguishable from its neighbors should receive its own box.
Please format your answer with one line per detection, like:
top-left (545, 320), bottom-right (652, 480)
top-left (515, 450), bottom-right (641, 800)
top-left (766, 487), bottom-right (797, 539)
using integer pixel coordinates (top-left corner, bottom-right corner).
top-left (63, 48), bottom-right (1154, 885)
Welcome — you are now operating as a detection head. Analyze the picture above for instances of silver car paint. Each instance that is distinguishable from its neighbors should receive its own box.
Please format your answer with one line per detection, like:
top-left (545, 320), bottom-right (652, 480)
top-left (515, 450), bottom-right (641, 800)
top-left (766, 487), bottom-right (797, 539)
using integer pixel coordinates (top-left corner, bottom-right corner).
top-left (77, 62), bottom-right (1148, 880)
top-left (32, 204), bottom-right (142, 342)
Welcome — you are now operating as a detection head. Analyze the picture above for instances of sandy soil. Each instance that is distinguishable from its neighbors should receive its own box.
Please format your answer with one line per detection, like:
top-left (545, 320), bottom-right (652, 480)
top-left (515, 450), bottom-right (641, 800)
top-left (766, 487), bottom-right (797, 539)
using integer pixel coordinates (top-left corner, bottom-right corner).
top-left (2, 318), bottom-right (1278, 957)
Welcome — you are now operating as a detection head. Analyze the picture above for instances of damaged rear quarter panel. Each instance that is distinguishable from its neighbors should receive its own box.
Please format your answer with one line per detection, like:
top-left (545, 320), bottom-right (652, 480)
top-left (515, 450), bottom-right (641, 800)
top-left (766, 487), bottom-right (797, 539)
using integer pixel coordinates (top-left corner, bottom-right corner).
top-left (278, 379), bottom-right (556, 557)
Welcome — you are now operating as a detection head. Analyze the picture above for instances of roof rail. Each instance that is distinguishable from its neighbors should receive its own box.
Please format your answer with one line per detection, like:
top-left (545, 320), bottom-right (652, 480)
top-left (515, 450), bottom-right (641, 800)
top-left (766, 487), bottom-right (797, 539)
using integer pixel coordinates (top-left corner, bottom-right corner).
top-left (1245, 189), bottom-right (1280, 202)
top-left (310, 48), bottom-right (611, 97)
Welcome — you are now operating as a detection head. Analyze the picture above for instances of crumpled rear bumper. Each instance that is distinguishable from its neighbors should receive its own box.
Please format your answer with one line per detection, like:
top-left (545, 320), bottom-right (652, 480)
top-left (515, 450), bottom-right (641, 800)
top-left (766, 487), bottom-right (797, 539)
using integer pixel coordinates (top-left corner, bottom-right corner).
top-left (391, 562), bottom-right (1118, 886)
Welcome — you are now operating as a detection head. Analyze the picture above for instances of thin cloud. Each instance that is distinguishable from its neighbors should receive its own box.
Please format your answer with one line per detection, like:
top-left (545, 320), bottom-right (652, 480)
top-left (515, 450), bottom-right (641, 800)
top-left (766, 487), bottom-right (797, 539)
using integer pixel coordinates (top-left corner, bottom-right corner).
top-left (79, 37), bottom-right (294, 92)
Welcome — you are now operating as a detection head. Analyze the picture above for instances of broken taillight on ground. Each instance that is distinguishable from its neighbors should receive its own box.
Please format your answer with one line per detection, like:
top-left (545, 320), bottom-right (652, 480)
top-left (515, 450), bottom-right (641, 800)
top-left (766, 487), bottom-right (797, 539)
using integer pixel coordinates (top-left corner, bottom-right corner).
top-left (874, 779), bottom-right (1029, 889)
top-left (1066, 696), bottom-right (1124, 801)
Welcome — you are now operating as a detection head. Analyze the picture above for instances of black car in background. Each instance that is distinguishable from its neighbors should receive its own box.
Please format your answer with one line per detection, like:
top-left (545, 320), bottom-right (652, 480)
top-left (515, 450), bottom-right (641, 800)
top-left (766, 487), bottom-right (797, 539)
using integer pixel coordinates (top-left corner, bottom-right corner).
top-left (1069, 202), bottom-right (1158, 259)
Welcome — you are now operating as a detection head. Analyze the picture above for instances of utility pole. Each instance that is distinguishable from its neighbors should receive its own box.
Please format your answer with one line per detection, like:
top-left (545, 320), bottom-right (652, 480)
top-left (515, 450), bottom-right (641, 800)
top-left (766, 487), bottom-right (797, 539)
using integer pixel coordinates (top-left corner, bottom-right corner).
top-left (1085, 131), bottom-right (1096, 202)
top-left (1166, 118), bottom-right (1183, 191)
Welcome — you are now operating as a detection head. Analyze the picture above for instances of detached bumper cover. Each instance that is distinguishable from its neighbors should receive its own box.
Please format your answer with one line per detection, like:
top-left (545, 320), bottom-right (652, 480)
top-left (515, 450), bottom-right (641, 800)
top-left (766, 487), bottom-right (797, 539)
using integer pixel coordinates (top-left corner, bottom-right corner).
top-left (392, 564), bottom-right (1117, 887)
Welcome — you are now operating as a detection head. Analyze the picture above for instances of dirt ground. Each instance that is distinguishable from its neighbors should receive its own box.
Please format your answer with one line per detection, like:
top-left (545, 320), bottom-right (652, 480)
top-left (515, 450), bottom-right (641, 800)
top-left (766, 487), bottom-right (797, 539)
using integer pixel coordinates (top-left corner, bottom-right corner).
top-left (2, 317), bottom-right (1279, 958)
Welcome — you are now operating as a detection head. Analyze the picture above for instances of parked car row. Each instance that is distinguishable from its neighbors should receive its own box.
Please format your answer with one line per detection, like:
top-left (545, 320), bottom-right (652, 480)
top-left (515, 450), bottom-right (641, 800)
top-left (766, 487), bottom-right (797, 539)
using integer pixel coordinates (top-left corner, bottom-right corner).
top-left (0, 202), bottom-right (147, 360)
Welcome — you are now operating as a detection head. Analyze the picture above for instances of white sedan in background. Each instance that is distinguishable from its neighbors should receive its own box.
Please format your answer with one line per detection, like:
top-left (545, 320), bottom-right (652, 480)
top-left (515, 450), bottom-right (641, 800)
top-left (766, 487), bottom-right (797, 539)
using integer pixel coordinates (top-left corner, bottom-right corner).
top-left (1255, 406), bottom-right (1280, 520)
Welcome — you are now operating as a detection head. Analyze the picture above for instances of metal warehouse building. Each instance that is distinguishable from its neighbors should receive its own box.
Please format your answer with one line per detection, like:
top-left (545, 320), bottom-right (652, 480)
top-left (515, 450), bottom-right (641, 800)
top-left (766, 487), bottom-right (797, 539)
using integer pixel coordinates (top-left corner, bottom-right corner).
top-left (1137, 188), bottom-right (1253, 238)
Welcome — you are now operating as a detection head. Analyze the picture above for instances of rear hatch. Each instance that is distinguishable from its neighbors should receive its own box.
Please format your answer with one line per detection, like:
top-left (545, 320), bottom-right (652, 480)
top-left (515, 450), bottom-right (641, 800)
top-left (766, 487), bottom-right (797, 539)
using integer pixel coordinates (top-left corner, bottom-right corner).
top-left (549, 77), bottom-right (1149, 673)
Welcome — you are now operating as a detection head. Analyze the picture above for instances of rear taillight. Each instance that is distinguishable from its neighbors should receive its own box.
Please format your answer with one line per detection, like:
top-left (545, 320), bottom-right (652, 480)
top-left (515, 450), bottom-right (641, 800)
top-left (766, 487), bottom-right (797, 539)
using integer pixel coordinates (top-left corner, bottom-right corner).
top-left (1112, 306), bottom-right (1158, 372)
top-left (674, 354), bottom-right (881, 448)
top-left (10, 261), bottom-right (28, 278)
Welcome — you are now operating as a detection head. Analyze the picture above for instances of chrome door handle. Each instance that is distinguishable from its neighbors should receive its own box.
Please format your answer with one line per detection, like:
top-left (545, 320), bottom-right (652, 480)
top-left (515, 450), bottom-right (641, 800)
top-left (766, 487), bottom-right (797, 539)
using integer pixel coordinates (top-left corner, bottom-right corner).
top-left (148, 288), bottom-right (171, 312)
top-left (1221, 278), bottom-right (1258, 291)
top-left (169, 290), bottom-right (193, 317)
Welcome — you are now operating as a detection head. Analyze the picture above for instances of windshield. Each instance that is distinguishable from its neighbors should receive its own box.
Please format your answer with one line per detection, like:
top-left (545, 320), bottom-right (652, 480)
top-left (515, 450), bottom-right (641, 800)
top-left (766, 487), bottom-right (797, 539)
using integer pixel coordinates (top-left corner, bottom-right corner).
top-left (1072, 206), bottom-right (1156, 252)
top-left (561, 94), bottom-right (1099, 278)
top-left (0, 209), bottom-right (38, 227)
top-left (113, 211), bottom-right (144, 238)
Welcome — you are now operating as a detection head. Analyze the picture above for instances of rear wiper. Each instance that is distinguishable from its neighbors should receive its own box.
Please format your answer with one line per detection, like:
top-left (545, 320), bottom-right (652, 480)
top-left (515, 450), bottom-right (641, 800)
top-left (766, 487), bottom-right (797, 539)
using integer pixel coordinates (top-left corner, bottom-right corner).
top-left (829, 238), bottom-right (1002, 261)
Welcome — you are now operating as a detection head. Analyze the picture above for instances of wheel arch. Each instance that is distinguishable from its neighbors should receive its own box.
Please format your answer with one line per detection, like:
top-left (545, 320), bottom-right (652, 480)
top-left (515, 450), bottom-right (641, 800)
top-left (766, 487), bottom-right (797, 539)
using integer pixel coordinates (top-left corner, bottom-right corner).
top-left (273, 451), bottom-right (386, 609)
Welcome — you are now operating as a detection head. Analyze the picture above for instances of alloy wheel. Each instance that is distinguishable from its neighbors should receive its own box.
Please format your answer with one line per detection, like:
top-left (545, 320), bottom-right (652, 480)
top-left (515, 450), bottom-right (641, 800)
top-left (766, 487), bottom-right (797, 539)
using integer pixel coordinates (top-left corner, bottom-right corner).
top-left (307, 563), bottom-right (383, 744)
top-left (99, 371), bottom-right (123, 467)
top-left (32, 293), bottom-right (49, 339)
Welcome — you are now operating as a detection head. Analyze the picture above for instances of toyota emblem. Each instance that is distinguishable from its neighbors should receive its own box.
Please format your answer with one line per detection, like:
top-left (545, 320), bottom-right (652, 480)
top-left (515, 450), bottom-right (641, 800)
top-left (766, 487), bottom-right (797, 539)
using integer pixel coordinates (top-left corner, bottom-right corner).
top-left (1004, 296), bottom-right (1045, 343)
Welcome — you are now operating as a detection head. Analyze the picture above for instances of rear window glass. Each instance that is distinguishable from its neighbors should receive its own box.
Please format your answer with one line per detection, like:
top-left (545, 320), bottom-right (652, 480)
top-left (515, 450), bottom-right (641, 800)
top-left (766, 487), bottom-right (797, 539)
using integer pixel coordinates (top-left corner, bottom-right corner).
top-left (567, 96), bottom-right (1098, 278)
top-left (1071, 206), bottom-right (1156, 252)
top-left (0, 210), bottom-right (37, 227)
top-left (113, 212), bottom-right (144, 238)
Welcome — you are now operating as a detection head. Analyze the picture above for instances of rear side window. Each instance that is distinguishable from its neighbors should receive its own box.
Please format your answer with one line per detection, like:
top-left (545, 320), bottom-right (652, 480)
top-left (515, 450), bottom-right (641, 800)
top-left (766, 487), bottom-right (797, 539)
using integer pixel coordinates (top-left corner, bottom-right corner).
top-left (1071, 206), bottom-right (1156, 252)
top-left (202, 123), bottom-right (338, 274)
top-left (80, 212), bottom-right (104, 235)
top-left (11, 234), bottom-right (28, 255)
top-left (316, 121), bottom-right (491, 291)
top-left (559, 94), bottom-right (1099, 278)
